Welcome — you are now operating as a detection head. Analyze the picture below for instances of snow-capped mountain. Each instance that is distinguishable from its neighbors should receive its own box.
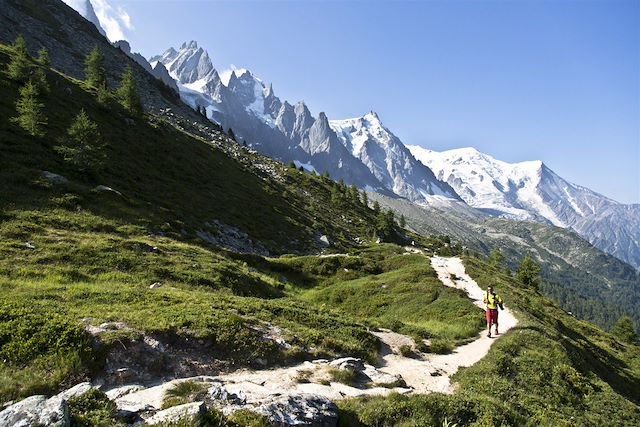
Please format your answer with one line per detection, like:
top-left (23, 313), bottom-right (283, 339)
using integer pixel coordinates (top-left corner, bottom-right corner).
top-left (62, 0), bottom-right (106, 38)
top-left (330, 112), bottom-right (458, 201)
top-left (114, 40), bottom-right (179, 92)
top-left (409, 145), bottom-right (640, 269)
top-left (150, 41), bottom-right (456, 201)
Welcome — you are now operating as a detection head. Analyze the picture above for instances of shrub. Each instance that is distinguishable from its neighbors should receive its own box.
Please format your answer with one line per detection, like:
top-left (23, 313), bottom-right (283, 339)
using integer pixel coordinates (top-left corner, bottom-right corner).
top-left (67, 389), bottom-right (121, 427)
top-left (162, 381), bottom-right (209, 409)
top-left (328, 368), bottom-right (358, 385)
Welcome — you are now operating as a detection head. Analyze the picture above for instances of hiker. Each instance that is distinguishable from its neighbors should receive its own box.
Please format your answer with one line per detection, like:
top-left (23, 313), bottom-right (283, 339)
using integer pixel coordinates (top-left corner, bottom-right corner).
top-left (483, 286), bottom-right (504, 337)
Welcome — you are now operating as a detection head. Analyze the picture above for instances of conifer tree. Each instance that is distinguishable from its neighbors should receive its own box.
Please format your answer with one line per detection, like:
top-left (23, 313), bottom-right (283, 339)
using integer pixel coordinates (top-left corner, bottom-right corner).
top-left (399, 214), bottom-right (406, 229)
top-left (12, 81), bottom-right (46, 137)
top-left (489, 248), bottom-right (504, 269)
top-left (36, 47), bottom-right (49, 66)
top-left (32, 68), bottom-right (49, 94)
top-left (84, 46), bottom-right (106, 87)
top-left (116, 65), bottom-right (142, 116)
top-left (96, 82), bottom-right (111, 107)
top-left (55, 109), bottom-right (105, 171)
top-left (7, 35), bottom-right (30, 81)
top-left (516, 255), bottom-right (541, 290)
top-left (611, 315), bottom-right (637, 343)
top-left (372, 200), bottom-right (380, 213)
top-left (361, 190), bottom-right (368, 208)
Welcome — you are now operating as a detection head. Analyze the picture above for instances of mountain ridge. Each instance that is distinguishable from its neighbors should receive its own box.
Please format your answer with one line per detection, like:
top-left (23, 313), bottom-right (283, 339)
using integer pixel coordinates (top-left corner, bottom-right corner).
top-left (408, 144), bottom-right (640, 269)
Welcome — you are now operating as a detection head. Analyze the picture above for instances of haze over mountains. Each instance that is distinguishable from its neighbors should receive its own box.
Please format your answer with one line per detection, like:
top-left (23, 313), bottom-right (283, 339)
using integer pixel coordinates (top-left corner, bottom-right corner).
top-left (66, 2), bottom-right (639, 271)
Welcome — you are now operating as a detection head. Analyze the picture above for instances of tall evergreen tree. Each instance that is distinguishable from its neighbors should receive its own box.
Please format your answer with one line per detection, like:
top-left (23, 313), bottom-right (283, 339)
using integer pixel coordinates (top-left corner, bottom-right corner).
top-left (516, 255), bottom-right (541, 290)
top-left (7, 35), bottom-right (30, 81)
top-left (489, 248), bottom-right (504, 269)
top-left (84, 46), bottom-right (106, 87)
top-left (55, 109), bottom-right (105, 172)
top-left (116, 65), bottom-right (142, 116)
top-left (399, 214), bottom-right (406, 229)
top-left (361, 190), bottom-right (368, 208)
top-left (36, 47), bottom-right (49, 66)
top-left (12, 81), bottom-right (46, 137)
top-left (611, 315), bottom-right (637, 343)
top-left (372, 200), bottom-right (380, 213)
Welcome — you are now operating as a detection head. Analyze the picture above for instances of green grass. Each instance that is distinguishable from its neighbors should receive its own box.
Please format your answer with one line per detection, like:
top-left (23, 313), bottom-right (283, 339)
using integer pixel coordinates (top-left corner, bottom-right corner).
top-left (162, 381), bottom-right (210, 409)
top-left (303, 251), bottom-right (484, 345)
top-left (337, 257), bottom-right (640, 426)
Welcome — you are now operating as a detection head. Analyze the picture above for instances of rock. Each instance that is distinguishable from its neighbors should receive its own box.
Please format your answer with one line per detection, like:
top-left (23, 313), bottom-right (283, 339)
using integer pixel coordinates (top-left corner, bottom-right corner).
top-left (329, 357), bottom-right (364, 373)
top-left (55, 382), bottom-right (93, 401)
top-left (255, 394), bottom-right (338, 427)
top-left (149, 282), bottom-right (162, 289)
top-left (319, 235), bottom-right (330, 247)
top-left (24, 242), bottom-right (35, 250)
top-left (144, 401), bottom-right (207, 425)
top-left (0, 395), bottom-right (68, 427)
top-left (93, 185), bottom-right (123, 197)
top-left (41, 171), bottom-right (69, 184)
top-left (105, 385), bottom-right (146, 400)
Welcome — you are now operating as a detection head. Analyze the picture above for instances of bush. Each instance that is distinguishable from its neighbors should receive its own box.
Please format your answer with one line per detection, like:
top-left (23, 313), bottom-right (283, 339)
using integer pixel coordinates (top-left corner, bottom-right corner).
top-left (161, 380), bottom-right (209, 409)
top-left (67, 389), bottom-right (121, 427)
top-left (328, 368), bottom-right (358, 385)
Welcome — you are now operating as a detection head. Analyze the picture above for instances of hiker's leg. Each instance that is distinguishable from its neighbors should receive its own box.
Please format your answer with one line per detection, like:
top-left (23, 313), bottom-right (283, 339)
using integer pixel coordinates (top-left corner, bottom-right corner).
top-left (486, 310), bottom-right (492, 337)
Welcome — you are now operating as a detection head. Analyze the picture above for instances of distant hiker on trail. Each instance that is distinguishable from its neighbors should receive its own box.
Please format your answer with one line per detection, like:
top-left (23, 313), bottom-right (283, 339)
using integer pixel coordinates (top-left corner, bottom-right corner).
top-left (484, 286), bottom-right (504, 338)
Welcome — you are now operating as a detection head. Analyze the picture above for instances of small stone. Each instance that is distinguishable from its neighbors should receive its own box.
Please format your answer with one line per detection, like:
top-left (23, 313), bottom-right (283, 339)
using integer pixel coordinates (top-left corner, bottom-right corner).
top-left (149, 282), bottom-right (162, 289)
top-left (24, 242), bottom-right (35, 250)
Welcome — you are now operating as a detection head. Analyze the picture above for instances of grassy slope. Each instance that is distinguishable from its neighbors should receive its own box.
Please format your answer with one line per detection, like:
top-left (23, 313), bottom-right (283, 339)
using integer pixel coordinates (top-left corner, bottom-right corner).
top-left (1, 43), bottom-right (638, 426)
top-left (0, 44), bottom-right (477, 405)
top-left (338, 257), bottom-right (640, 426)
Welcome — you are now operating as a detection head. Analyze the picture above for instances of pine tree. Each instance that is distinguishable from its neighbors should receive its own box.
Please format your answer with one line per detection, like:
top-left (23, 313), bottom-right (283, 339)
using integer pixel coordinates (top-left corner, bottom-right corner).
top-left (361, 190), bottom-right (368, 208)
top-left (12, 81), bottom-right (46, 137)
top-left (7, 35), bottom-right (30, 81)
top-left (32, 68), bottom-right (49, 94)
top-left (372, 200), bottom-right (380, 213)
top-left (489, 248), bottom-right (504, 269)
top-left (611, 315), bottom-right (637, 343)
top-left (36, 47), bottom-right (49, 66)
top-left (96, 82), bottom-right (111, 107)
top-left (516, 255), bottom-right (541, 290)
top-left (84, 46), bottom-right (106, 87)
top-left (399, 214), bottom-right (406, 229)
top-left (116, 65), bottom-right (142, 116)
top-left (55, 109), bottom-right (105, 172)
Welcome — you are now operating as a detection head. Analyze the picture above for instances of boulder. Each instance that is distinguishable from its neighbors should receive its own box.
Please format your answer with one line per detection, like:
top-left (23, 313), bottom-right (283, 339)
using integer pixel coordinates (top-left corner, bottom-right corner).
top-left (328, 357), bottom-right (364, 373)
top-left (144, 401), bottom-right (207, 425)
top-left (41, 170), bottom-right (69, 184)
top-left (255, 394), bottom-right (338, 427)
top-left (319, 235), bottom-right (330, 247)
top-left (0, 395), bottom-right (68, 427)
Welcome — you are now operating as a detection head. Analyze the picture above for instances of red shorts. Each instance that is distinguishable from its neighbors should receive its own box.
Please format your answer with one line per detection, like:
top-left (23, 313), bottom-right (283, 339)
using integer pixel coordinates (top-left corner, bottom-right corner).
top-left (486, 309), bottom-right (498, 325)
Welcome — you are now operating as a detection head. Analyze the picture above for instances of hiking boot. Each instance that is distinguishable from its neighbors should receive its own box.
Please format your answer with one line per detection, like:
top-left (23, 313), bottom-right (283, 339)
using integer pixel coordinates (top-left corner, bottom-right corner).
top-left (487, 332), bottom-right (491, 338)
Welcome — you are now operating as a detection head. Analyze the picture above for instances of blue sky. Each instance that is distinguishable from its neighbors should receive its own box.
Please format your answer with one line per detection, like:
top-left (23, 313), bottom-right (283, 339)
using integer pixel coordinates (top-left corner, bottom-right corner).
top-left (100, 0), bottom-right (638, 203)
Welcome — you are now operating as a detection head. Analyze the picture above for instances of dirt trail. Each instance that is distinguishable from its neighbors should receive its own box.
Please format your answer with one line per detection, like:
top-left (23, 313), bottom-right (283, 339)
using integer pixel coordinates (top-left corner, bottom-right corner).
top-left (110, 256), bottom-right (519, 413)
top-left (371, 256), bottom-right (518, 393)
